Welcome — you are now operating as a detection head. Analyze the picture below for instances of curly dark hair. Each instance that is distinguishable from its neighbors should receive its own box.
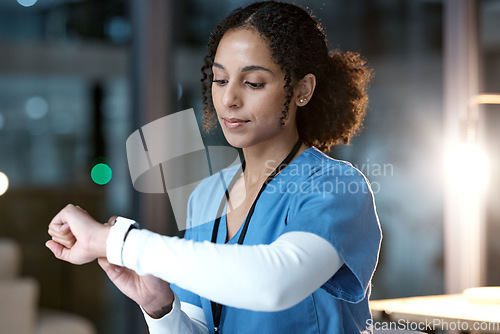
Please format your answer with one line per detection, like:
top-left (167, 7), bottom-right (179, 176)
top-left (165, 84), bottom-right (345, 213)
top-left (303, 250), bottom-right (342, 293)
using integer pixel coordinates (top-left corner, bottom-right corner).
top-left (201, 1), bottom-right (372, 152)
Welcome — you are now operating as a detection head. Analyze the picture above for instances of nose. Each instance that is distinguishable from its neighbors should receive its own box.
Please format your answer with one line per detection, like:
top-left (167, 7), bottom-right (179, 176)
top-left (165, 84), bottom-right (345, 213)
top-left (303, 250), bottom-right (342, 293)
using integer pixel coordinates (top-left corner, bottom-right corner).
top-left (221, 82), bottom-right (242, 109)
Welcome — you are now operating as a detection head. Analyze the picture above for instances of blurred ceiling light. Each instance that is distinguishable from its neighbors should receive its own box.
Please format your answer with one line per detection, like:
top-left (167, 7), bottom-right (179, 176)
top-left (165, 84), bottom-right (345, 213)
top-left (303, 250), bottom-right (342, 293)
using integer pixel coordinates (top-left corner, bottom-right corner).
top-left (17, 0), bottom-right (37, 7)
top-left (105, 16), bottom-right (131, 44)
top-left (444, 143), bottom-right (490, 193)
top-left (0, 172), bottom-right (9, 196)
top-left (469, 94), bottom-right (500, 106)
top-left (445, 93), bottom-right (498, 191)
top-left (443, 91), bottom-right (498, 290)
top-left (26, 96), bottom-right (49, 120)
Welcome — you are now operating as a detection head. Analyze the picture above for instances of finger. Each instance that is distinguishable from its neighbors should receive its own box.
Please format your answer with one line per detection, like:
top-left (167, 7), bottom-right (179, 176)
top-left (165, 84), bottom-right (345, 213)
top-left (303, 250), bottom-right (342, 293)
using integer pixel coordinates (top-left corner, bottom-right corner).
top-left (46, 240), bottom-right (70, 261)
top-left (98, 257), bottom-right (120, 273)
top-left (49, 236), bottom-right (74, 250)
top-left (48, 231), bottom-right (75, 244)
top-left (97, 257), bottom-right (114, 271)
top-left (51, 235), bottom-right (76, 249)
top-left (49, 203), bottom-right (90, 227)
top-left (48, 230), bottom-right (74, 242)
top-left (48, 228), bottom-right (68, 240)
top-left (48, 224), bottom-right (74, 238)
top-left (48, 223), bottom-right (73, 237)
top-left (98, 258), bottom-right (126, 280)
top-left (106, 216), bottom-right (118, 226)
top-left (50, 236), bottom-right (70, 248)
top-left (57, 223), bottom-right (72, 234)
top-left (48, 204), bottom-right (78, 234)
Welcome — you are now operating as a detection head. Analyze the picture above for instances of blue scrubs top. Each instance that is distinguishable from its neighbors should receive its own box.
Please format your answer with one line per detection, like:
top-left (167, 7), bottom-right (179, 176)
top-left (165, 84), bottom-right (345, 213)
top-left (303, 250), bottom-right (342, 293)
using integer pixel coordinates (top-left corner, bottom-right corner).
top-left (172, 147), bottom-right (382, 333)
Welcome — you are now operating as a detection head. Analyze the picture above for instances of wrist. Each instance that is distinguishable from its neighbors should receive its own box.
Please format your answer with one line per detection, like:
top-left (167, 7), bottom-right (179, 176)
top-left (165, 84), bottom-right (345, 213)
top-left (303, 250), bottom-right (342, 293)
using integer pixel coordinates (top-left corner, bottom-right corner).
top-left (142, 285), bottom-right (175, 319)
top-left (90, 224), bottom-right (111, 259)
top-left (106, 217), bottom-right (139, 266)
top-left (144, 303), bottom-right (173, 319)
top-left (143, 295), bottom-right (174, 319)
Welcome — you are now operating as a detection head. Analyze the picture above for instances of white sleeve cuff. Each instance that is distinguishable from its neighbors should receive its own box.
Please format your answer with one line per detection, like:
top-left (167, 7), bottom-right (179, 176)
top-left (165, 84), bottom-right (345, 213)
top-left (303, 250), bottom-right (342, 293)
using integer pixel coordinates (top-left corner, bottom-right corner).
top-left (142, 292), bottom-right (181, 331)
top-left (106, 216), bottom-right (138, 266)
top-left (142, 294), bottom-right (208, 334)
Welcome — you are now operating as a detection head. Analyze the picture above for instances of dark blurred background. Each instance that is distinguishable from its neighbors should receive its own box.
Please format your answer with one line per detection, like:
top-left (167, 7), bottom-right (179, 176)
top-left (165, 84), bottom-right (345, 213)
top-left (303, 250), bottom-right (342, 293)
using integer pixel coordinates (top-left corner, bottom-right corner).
top-left (0, 0), bottom-right (499, 333)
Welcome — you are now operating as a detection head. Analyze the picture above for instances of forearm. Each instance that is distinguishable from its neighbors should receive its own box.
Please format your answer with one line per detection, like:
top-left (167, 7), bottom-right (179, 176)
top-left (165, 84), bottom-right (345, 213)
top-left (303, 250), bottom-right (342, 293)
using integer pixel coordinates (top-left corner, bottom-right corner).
top-left (110, 229), bottom-right (342, 311)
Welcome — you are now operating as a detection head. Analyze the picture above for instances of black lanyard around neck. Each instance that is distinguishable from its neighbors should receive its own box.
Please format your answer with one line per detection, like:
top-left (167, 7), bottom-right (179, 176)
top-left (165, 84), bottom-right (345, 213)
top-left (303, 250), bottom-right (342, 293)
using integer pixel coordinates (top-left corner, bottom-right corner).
top-left (210, 138), bottom-right (302, 334)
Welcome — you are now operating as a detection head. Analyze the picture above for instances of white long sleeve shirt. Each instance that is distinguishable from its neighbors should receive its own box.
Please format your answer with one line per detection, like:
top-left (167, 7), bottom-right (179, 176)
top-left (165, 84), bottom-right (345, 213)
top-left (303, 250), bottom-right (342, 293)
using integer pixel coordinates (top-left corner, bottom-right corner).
top-left (106, 226), bottom-right (343, 333)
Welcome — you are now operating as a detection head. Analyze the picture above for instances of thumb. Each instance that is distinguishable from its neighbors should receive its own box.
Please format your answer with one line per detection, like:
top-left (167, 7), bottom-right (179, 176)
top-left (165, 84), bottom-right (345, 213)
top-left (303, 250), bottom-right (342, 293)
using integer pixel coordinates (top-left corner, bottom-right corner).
top-left (98, 257), bottom-right (115, 271)
top-left (46, 240), bottom-right (71, 262)
top-left (98, 257), bottom-right (125, 278)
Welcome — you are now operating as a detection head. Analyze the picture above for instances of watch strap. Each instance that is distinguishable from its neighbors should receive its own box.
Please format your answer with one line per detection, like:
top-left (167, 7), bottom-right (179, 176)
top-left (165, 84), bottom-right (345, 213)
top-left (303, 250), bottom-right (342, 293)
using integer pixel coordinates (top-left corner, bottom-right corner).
top-left (107, 216), bottom-right (139, 266)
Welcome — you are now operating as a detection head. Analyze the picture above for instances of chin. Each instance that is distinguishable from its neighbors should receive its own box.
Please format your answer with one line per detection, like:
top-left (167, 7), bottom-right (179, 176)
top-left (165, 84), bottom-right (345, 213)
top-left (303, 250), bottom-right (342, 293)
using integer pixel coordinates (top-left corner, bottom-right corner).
top-left (223, 133), bottom-right (255, 149)
top-left (225, 137), bottom-right (250, 149)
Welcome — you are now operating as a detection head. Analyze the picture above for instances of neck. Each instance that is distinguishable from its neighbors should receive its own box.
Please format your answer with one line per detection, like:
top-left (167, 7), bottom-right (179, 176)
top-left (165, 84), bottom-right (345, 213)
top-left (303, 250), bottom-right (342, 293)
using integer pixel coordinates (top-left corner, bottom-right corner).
top-left (242, 132), bottom-right (305, 186)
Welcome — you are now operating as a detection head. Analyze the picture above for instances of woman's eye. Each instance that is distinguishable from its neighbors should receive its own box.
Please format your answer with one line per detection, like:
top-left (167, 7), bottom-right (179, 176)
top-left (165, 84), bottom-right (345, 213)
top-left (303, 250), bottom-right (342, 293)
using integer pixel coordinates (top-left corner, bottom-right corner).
top-left (245, 81), bottom-right (265, 89)
top-left (212, 79), bottom-right (227, 86)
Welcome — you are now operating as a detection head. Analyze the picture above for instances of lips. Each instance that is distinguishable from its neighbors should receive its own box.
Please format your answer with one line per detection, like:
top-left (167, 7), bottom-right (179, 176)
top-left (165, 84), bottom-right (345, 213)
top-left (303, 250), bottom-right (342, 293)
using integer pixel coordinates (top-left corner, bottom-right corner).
top-left (222, 117), bottom-right (250, 129)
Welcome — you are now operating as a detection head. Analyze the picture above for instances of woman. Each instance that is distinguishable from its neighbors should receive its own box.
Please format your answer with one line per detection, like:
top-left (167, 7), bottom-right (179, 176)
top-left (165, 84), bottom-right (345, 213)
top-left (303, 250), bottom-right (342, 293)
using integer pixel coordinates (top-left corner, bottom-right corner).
top-left (47, 1), bottom-right (382, 333)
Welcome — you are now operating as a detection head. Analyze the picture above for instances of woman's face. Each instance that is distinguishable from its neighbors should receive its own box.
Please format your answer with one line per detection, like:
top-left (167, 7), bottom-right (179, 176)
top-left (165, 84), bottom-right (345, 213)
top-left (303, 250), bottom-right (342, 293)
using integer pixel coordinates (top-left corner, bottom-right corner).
top-left (211, 28), bottom-right (298, 149)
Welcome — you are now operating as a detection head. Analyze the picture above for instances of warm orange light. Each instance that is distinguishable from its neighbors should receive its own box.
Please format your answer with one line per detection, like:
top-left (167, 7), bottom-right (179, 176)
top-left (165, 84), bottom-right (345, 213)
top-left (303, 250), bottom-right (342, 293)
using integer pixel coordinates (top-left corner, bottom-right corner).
top-left (469, 94), bottom-right (500, 106)
top-left (464, 287), bottom-right (500, 304)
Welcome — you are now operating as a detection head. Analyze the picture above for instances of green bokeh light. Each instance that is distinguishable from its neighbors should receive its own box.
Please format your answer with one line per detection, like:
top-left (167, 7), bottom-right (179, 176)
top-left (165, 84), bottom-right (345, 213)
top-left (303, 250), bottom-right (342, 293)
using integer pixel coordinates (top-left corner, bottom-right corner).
top-left (91, 163), bottom-right (112, 185)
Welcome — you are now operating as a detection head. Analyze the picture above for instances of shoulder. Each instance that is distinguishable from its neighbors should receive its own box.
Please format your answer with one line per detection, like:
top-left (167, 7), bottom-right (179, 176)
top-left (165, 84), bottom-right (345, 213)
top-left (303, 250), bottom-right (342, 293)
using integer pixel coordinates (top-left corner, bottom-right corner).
top-left (294, 147), bottom-right (371, 193)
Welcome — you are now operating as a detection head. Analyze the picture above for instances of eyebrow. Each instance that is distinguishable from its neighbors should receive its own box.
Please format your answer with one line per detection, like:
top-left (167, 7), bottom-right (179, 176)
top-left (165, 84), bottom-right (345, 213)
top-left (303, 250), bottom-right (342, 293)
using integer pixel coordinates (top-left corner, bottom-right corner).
top-left (213, 62), bottom-right (274, 75)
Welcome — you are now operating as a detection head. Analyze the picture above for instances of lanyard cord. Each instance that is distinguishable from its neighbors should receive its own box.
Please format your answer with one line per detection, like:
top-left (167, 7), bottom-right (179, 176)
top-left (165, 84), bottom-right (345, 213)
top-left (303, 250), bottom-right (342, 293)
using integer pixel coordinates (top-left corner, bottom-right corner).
top-left (210, 138), bottom-right (302, 333)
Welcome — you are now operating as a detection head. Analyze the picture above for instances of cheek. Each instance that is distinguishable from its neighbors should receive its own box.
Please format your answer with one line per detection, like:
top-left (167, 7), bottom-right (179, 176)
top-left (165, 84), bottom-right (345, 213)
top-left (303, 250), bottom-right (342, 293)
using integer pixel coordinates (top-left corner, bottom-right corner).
top-left (254, 84), bottom-right (286, 109)
top-left (268, 86), bottom-right (287, 111)
top-left (211, 85), bottom-right (217, 103)
top-left (256, 93), bottom-right (286, 119)
top-left (252, 106), bottom-right (284, 130)
top-left (211, 87), bottom-right (222, 115)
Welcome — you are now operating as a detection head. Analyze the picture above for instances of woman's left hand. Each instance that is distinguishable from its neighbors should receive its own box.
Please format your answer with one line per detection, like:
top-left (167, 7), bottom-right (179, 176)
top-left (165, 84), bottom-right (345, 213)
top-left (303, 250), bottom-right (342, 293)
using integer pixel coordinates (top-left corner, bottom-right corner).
top-left (98, 257), bottom-right (175, 318)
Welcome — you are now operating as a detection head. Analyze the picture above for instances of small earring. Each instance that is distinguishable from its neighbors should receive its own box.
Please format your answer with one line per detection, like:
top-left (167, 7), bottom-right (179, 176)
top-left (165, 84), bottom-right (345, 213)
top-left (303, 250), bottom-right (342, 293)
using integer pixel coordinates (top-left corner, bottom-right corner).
top-left (299, 98), bottom-right (307, 103)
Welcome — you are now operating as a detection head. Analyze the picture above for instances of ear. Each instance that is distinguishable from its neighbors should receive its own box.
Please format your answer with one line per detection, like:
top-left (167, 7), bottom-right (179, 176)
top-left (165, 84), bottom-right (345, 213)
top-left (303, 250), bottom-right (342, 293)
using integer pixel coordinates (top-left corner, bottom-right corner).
top-left (294, 73), bottom-right (316, 107)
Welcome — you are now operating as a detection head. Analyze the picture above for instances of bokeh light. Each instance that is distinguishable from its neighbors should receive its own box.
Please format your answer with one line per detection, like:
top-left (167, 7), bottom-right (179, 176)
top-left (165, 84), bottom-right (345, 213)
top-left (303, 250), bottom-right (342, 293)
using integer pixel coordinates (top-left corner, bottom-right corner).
top-left (444, 143), bottom-right (490, 192)
top-left (177, 82), bottom-right (183, 101)
top-left (26, 96), bottom-right (49, 120)
top-left (0, 172), bottom-right (9, 196)
top-left (91, 163), bottom-right (112, 185)
top-left (105, 16), bottom-right (131, 44)
top-left (17, 0), bottom-right (37, 7)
